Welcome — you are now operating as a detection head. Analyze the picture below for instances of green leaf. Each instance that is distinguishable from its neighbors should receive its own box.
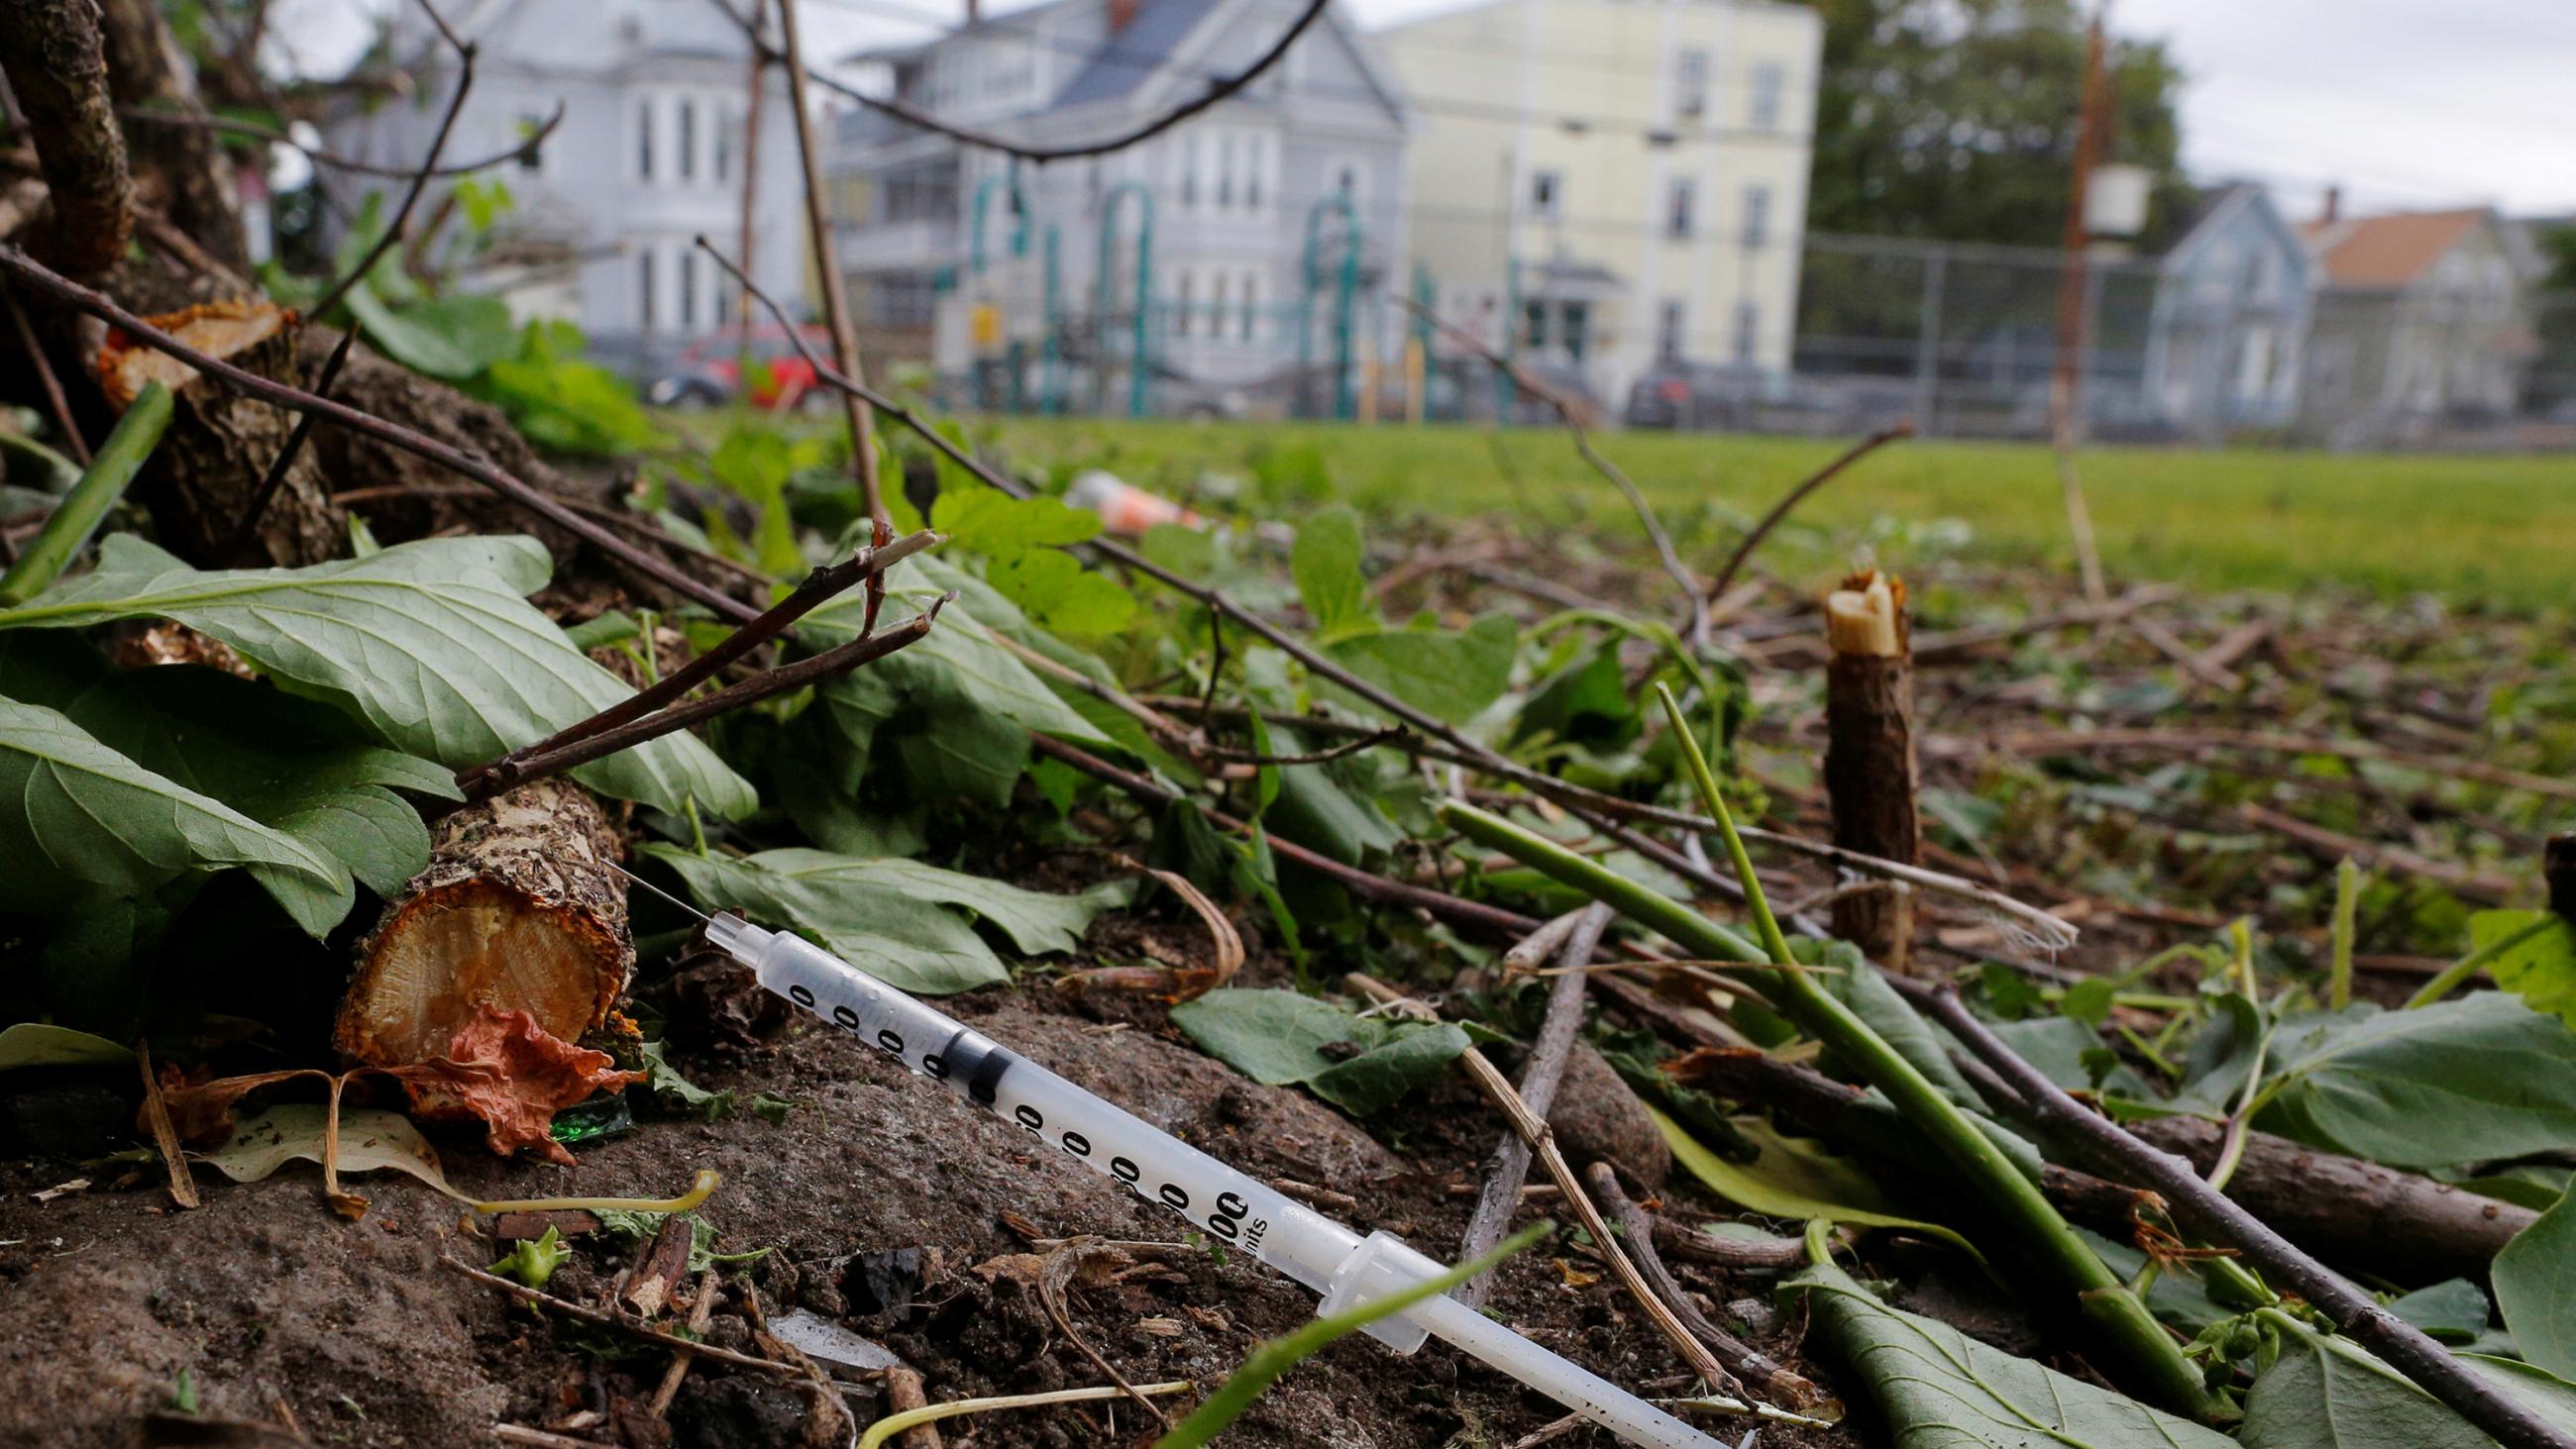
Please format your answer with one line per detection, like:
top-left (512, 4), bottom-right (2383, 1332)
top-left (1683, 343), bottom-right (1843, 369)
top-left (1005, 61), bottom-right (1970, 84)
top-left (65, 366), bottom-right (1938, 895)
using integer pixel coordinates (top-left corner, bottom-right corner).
top-left (0, 1021), bottom-right (130, 1070)
top-left (1290, 506), bottom-right (1372, 641)
top-left (0, 694), bottom-right (345, 934)
top-left (344, 284), bottom-right (516, 380)
top-left (985, 549), bottom-right (1134, 637)
top-left (0, 535), bottom-right (753, 821)
top-left (638, 1037), bottom-right (734, 1122)
top-left (2253, 996), bottom-right (2576, 1172)
top-left (2473, 908), bottom-right (2576, 1030)
top-left (2240, 1316), bottom-right (2576, 1448)
top-left (1823, 948), bottom-right (1982, 1109)
top-left (2498, 1183), bottom-right (2576, 1381)
top-left (1261, 726), bottom-right (1403, 867)
top-left (705, 427), bottom-right (809, 576)
top-left (932, 488), bottom-right (1101, 556)
top-left (1167, 988), bottom-right (1468, 1116)
top-left (1323, 613), bottom-right (1518, 725)
top-left (642, 846), bottom-right (1129, 994)
top-left (2388, 1279), bottom-right (2495, 1343)
top-left (1655, 1106), bottom-right (1983, 1260)
top-left (1791, 1259), bottom-right (2237, 1448)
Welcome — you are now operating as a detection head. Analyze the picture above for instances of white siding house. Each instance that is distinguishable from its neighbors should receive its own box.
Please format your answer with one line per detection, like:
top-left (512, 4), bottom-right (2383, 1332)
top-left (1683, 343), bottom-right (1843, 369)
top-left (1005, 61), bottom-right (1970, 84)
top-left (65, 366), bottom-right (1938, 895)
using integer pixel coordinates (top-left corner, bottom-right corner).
top-left (320, 0), bottom-right (808, 371)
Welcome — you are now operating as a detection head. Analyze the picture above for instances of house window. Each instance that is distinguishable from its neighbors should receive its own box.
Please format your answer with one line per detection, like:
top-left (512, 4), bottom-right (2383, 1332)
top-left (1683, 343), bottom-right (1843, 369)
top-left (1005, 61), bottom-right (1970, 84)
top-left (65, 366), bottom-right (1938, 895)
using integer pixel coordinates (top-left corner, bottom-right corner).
top-left (714, 107), bottom-right (734, 184)
top-left (1560, 301), bottom-right (1588, 361)
top-left (678, 99), bottom-right (698, 181)
top-left (636, 98), bottom-right (655, 180)
top-left (679, 249), bottom-right (698, 330)
top-left (1218, 132), bottom-right (1236, 210)
top-left (1657, 300), bottom-right (1685, 362)
top-left (1523, 299), bottom-right (1548, 350)
top-left (1175, 270), bottom-right (1193, 339)
top-left (1751, 62), bottom-right (1785, 131)
top-left (1246, 135), bottom-right (1266, 211)
top-left (1731, 299), bottom-right (1758, 362)
top-left (1674, 49), bottom-right (1708, 121)
top-left (1666, 178), bottom-right (1695, 240)
top-left (639, 248), bottom-right (657, 331)
top-left (1178, 135), bottom-right (1199, 210)
top-left (1529, 169), bottom-right (1561, 220)
top-left (1212, 272), bottom-right (1230, 341)
top-left (1240, 270), bottom-right (1258, 340)
top-left (1741, 184), bottom-right (1771, 248)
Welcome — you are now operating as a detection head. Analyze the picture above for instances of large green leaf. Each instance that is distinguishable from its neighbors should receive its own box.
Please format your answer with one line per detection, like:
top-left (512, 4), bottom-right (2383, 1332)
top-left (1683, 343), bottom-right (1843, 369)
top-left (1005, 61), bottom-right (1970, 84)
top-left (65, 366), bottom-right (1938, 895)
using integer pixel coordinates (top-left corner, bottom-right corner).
top-left (0, 1021), bottom-right (130, 1070)
top-left (641, 845), bottom-right (1129, 994)
top-left (0, 535), bottom-right (753, 820)
top-left (2497, 1183), bottom-right (2576, 1381)
top-left (801, 562), bottom-right (1110, 808)
top-left (2240, 1316), bottom-right (2576, 1448)
top-left (2472, 908), bottom-right (2576, 1031)
top-left (1290, 506), bottom-right (1372, 641)
top-left (1324, 614), bottom-right (1518, 726)
top-left (1167, 987), bottom-right (1468, 1116)
top-left (2254, 996), bottom-right (2576, 1172)
top-left (344, 283), bottom-right (516, 380)
top-left (1790, 1260), bottom-right (2236, 1448)
top-left (0, 695), bottom-right (344, 934)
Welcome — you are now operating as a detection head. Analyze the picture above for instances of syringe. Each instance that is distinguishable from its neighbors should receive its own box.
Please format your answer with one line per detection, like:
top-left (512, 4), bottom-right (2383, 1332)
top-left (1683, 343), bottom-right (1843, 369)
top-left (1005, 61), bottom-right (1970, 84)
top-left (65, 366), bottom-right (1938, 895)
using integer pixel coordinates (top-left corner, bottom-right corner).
top-left (618, 866), bottom-right (1721, 1449)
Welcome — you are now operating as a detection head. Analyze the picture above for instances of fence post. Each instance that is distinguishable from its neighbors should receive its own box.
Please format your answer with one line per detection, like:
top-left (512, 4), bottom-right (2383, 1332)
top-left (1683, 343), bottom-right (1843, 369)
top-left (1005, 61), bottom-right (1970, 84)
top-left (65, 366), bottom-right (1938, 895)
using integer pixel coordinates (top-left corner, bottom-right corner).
top-left (1913, 249), bottom-right (1947, 434)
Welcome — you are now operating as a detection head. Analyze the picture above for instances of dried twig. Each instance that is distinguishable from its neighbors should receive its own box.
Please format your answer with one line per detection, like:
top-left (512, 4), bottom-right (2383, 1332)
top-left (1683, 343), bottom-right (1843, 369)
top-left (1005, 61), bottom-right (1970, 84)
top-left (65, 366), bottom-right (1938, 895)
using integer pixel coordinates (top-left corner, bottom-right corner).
top-left (1703, 422), bottom-right (1913, 609)
top-left (1987, 726), bottom-right (2576, 804)
top-left (313, 0), bottom-right (475, 318)
top-left (0, 0), bottom-right (132, 273)
top-left (1583, 1160), bottom-right (1831, 1413)
top-left (1908, 982), bottom-right (2576, 1449)
top-left (1454, 904), bottom-right (1608, 1309)
top-left (136, 1042), bottom-right (200, 1210)
top-left (646, 1269), bottom-right (720, 1418)
top-left (0, 276), bottom-right (87, 466)
top-left (442, 1257), bottom-right (813, 1379)
top-left (710, 0), bottom-right (1329, 164)
top-left (0, 245), bottom-right (762, 625)
top-left (119, 101), bottom-right (564, 181)
top-left (1343, 974), bottom-right (1743, 1397)
top-left (2240, 802), bottom-right (2515, 904)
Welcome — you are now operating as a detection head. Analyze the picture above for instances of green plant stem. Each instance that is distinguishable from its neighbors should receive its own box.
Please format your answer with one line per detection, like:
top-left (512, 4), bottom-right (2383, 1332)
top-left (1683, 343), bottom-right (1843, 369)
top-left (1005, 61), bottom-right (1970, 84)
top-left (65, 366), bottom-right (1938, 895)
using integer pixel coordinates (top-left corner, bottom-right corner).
top-left (0, 381), bottom-right (169, 605)
top-left (1153, 1224), bottom-right (1554, 1449)
top-left (2328, 859), bottom-right (2363, 1010)
top-left (1437, 687), bottom-right (2228, 1423)
top-left (2208, 920), bottom-right (2271, 1193)
top-left (2405, 913), bottom-right (2560, 1009)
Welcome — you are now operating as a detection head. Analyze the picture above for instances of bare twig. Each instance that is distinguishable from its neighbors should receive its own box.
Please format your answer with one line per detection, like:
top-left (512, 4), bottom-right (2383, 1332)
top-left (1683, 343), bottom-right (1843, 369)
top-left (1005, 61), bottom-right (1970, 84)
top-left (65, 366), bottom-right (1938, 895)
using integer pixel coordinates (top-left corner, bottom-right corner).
top-left (646, 1270), bottom-right (720, 1417)
top-left (225, 325), bottom-right (358, 564)
top-left (1703, 422), bottom-right (1914, 608)
top-left (119, 101), bottom-right (564, 181)
top-left (1455, 903), bottom-right (1610, 1308)
top-left (442, 1257), bottom-right (814, 1379)
top-left (0, 276), bottom-right (88, 466)
top-left (711, 0), bottom-right (1330, 164)
top-left (0, 244), bottom-right (762, 625)
top-left (460, 596), bottom-right (948, 799)
top-left (1400, 297), bottom-right (1705, 646)
top-left (1584, 1161), bottom-right (1831, 1413)
top-left (1196, 725), bottom-right (1409, 769)
top-left (2240, 802), bottom-right (2515, 904)
top-left (1345, 974), bottom-right (1743, 1397)
top-left (1907, 982), bottom-right (2576, 1449)
top-left (315, 0), bottom-right (477, 318)
top-left (1986, 726), bottom-right (2576, 804)
top-left (457, 530), bottom-right (940, 797)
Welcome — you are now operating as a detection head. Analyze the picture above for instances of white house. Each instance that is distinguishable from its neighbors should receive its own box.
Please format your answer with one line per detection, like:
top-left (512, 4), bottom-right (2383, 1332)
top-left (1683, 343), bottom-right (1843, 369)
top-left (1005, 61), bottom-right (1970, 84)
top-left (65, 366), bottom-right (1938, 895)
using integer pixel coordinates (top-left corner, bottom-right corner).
top-left (1380, 0), bottom-right (1822, 410)
top-left (320, 0), bottom-right (808, 371)
top-left (827, 0), bottom-right (1411, 415)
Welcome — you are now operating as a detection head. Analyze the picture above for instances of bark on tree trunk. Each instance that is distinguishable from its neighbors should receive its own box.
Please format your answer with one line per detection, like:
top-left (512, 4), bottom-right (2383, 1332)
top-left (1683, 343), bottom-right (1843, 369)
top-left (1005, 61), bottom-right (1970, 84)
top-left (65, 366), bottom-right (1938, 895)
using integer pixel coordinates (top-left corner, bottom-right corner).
top-left (1824, 569), bottom-right (1921, 971)
top-left (0, 0), bottom-right (134, 276)
top-left (93, 0), bottom-right (253, 273)
top-left (97, 298), bottom-right (343, 567)
top-left (336, 779), bottom-right (633, 1070)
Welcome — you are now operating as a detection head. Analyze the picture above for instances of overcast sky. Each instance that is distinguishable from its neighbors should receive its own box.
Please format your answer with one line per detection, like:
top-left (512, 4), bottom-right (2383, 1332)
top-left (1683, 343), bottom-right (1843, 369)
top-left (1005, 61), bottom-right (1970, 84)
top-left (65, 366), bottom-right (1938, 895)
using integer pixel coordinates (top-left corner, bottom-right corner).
top-left (294, 0), bottom-right (2576, 219)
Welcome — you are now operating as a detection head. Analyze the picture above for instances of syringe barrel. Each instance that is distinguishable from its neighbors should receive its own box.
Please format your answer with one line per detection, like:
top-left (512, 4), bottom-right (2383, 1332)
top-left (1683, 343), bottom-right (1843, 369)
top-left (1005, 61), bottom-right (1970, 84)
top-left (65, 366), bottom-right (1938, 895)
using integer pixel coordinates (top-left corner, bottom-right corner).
top-left (724, 920), bottom-right (1362, 1293)
top-left (719, 919), bottom-right (1723, 1449)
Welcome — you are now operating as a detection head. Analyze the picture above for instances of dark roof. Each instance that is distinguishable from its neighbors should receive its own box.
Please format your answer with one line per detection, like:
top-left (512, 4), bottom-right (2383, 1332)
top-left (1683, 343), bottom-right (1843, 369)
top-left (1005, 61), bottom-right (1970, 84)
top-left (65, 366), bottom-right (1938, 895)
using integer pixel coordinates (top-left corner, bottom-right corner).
top-left (1054, 0), bottom-right (1230, 108)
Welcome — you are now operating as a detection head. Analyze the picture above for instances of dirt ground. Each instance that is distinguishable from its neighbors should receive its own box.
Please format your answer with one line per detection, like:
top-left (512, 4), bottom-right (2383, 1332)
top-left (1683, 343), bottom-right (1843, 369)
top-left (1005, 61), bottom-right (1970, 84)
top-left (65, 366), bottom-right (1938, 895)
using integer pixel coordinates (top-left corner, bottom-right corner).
top-left (0, 938), bottom-right (1859, 1449)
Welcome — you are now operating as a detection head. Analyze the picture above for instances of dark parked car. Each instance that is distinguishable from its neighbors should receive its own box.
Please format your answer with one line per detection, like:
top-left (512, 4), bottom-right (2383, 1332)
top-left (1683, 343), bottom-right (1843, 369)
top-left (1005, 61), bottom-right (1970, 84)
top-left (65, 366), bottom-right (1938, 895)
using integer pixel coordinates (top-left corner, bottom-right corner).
top-left (1624, 362), bottom-right (1771, 430)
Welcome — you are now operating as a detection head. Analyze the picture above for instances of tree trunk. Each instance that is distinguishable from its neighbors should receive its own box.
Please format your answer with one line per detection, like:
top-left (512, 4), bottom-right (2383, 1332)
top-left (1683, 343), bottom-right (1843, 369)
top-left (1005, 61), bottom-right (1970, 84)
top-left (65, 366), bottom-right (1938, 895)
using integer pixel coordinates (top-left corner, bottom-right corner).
top-left (0, 0), bottom-right (134, 275)
top-left (94, 0), bottom-right (252, 273)
top-left (97, 298), bottom-right (343, 567)
top-left (336, 779), bottom-right (633, 1071)
top-left (1824, 569), bottom-right (1921, 970)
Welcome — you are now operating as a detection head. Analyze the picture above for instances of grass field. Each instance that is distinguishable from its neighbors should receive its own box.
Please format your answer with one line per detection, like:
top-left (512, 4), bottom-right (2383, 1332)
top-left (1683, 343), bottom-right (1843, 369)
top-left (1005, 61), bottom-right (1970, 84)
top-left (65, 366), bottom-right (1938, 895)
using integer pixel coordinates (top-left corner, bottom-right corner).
top-left (967, 417), bottom-right (2576, 611)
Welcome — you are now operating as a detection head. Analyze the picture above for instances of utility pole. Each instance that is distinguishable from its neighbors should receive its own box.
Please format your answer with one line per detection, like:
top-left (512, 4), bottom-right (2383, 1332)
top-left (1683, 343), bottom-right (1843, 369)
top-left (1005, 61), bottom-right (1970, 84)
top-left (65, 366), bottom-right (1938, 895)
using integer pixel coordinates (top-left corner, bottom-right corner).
top-left (2049, 6), bottom-right (2111, 603)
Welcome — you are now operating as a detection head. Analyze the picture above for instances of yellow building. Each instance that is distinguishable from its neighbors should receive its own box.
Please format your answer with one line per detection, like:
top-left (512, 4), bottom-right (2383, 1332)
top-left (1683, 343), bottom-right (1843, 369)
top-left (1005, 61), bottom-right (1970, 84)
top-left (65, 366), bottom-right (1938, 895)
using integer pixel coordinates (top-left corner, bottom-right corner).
top-left (1380, 0), bottom-right (1820, 413)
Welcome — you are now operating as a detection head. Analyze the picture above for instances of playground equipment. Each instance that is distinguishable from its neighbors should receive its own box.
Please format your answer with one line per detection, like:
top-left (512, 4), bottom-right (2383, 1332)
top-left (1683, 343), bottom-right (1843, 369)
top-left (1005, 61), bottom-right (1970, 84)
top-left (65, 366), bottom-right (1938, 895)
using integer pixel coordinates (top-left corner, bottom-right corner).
top-left (1095, 181), bottom-right (1156, 418)
top-left (1297, 189), bottom-right (1361, 420)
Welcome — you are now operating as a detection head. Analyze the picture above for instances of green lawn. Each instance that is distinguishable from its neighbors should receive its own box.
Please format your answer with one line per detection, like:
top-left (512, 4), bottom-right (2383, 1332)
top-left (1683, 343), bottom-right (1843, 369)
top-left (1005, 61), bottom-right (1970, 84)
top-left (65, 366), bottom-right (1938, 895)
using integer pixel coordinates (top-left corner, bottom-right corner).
top-left (969, 417), bottom-right (2576, 611)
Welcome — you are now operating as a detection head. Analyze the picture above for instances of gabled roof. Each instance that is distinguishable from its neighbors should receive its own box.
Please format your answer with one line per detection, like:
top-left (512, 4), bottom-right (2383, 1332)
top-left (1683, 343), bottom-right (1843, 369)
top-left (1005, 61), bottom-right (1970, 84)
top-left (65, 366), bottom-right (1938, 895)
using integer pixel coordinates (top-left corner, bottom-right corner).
top-left (1056, 0), bottom-right (1231, 107)
top-left (2301, 209), bottom-right (2489, 289)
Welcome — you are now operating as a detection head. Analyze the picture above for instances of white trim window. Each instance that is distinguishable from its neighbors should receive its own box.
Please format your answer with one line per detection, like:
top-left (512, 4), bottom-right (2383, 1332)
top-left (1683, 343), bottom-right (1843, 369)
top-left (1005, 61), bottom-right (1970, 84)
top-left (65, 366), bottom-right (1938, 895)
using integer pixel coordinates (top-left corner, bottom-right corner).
top-left (714, 104), bottom-right (735, 185)
top-left (1666, 177), bottom-right (1695, 241)
top-left (679, 248), bottom-right (698, 331)
top-left (638, 246), bottom-right (657, 332)
top-left (1750, 61), bottom-right (1786, 132)
top-left (635, 96), bottom-right (656, 182)
top-left (678, 98), bottom-right (698, 182)
top-left (1731, 299), bottom-right (1759, 362)
top-left (1528, 168), bottom-right (1560, 221)
top-left (1211, 271), bottom-right (1230, 342)
top-left (1657, 299), bottom-right (1685, 362)
top-left (1741, 183), bottom-right (1771, 249)
top-left (1240, 269), bottom-right (1259, 341)
top-left (1674, 49), bottom-right (1709, 122)
top-left (1175, 268), bottom-right (1194, 339)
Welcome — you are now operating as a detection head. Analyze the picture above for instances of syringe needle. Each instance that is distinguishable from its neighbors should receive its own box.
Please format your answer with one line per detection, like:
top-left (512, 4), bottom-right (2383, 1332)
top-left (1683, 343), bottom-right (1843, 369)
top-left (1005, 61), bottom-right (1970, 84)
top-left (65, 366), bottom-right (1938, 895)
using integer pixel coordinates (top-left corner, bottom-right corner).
top-left (607, 860), bottom-right (711, 922)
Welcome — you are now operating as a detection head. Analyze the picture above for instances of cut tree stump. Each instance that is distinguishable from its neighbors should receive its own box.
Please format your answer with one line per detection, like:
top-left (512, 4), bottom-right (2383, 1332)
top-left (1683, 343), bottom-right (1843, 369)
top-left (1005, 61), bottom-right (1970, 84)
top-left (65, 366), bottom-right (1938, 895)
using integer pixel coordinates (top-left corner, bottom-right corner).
top-left (96, 298), bottom-right (342, 567)
top-left (336, 780), bottom-right (633, 1072)
top-left (1823, 569), bottom-right (1920, 971)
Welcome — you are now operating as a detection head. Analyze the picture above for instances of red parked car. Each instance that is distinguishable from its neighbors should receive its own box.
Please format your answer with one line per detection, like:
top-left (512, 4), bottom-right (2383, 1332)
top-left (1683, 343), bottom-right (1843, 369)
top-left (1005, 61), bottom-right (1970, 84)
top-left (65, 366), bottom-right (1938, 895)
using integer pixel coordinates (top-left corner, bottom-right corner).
top-left (647, 322), bottom-right (838, 412)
